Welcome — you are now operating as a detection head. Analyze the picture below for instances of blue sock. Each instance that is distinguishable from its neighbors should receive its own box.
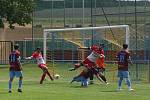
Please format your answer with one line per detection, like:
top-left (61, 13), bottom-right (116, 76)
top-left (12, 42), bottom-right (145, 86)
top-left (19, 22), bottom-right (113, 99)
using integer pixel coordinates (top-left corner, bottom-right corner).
top-left (126, 78), bottom-right (131, 88)
top-left (18, 80), bottom-right (22, 89)
top-left (118, 77), bottom-right (123, 89)
top-left (9, 80), bottom-right (12, 91)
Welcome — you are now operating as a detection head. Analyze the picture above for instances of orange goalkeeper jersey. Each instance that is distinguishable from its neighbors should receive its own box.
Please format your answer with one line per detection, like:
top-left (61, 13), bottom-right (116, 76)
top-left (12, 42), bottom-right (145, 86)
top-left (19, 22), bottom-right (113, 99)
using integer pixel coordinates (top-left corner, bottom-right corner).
top-left (96, 57), bottom-right (105, 68)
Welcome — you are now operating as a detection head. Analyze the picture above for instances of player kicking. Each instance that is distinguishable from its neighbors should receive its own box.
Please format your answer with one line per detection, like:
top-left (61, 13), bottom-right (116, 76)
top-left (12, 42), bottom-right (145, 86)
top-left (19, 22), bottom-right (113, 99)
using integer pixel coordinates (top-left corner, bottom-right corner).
top-left (116, 44), bottom-right (133, 91)
top-left (26, 47), bottom-right (53, 84)
top-left (8, 44), bottom-right (23, 93)
top-left (70, 68), bottom-right (102, 87)
top-left (69, 44), bottom-right (104, 72)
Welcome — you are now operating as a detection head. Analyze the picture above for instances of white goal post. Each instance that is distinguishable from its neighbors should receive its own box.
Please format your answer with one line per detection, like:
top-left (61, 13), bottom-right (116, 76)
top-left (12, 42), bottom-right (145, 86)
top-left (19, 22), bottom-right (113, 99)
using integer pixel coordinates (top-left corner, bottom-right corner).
top-left (43, 25), bottom-right (130, 62)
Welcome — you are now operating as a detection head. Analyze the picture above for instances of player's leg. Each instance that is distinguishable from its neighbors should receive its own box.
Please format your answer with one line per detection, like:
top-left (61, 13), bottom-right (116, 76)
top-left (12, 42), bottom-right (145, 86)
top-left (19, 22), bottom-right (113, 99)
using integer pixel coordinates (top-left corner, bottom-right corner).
top-left (89, 74), bottom-right (94, 84)
top-left (18, 76), bottom-right (23, 92)
top-left (39, 64), bottom-right (53, 84)
top-left (124, 71), bottom-right (133, 91)
top-left (99, 71), bottom-right (108, 84)
top-left (15, 71), bottom-right (23, 92)
top-left (70, 69), bottom-right (87, 83)
top-left (40, 72), bottom-right (46, 84)
top-left (44, 68), bottom-right (54, 81)
top-left (81, 78), bottom-right (88, 87)
top-left (117, 71), bottom-right (123, 90)
top-left (38, 64), bottom-right (47, 84)
top-left (8, 71), bottom-right (15, 93)
top-left (125, 78), bottom-right (133, 91)
top-left (71, 75), bottom-right (82, 83)
top-left (42, 67), bottom-right (53, 81)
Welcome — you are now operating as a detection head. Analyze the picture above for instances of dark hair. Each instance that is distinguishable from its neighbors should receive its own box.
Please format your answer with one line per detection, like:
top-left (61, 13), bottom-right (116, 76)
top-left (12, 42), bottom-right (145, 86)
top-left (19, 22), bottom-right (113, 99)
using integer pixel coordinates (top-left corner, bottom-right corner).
top-left (36, 47), bottom-right (41, 50)
top-left (14, 44), bottom-right (19, 50)
top-left (100, 43), bottom-right (105, 48)
top-left (123, 44), bottom-right (128, 49)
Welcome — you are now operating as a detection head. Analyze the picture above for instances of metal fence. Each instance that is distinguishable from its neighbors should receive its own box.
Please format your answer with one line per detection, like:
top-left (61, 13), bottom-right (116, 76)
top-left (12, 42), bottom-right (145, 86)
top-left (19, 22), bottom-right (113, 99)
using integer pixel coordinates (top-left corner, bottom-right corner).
top-left (0, 41), bottom-right (13, 64)
top-left (32, 0), bottom-right (150, 59)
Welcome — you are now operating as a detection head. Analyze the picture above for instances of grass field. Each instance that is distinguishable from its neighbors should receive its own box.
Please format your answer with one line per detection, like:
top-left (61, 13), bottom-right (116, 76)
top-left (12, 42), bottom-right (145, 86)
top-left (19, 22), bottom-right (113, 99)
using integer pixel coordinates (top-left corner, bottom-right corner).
top-left (0, 63), bottom-right (150, 100)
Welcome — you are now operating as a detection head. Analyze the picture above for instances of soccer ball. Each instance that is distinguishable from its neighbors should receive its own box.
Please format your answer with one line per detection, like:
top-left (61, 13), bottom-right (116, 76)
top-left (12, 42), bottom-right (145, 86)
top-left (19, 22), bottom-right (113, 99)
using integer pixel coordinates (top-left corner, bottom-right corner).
top-left (54, 74), bottom-right (60, 79)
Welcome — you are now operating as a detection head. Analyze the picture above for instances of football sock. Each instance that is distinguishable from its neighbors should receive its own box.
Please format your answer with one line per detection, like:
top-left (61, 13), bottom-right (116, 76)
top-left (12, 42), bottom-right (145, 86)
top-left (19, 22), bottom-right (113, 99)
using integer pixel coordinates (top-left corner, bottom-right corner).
top-left (118, 77), bottom-right (123, 88)
top-left (40, 73), bottom-right (46, 84)
top-left (100, 75), bottom-right (107, 83)
top-left (126, 78), bottom-right (131, 89)
top-left (8, 80), bottom-right (12, 91)
top-left (18, 79), bottom-right (22, 89)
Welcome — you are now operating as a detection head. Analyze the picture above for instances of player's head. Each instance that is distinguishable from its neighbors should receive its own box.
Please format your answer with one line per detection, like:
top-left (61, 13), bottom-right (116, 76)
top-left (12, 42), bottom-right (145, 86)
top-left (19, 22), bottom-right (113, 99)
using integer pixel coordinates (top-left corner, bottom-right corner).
top-left (99, 43), bottom-right (104, 48)
top-left (36, 47), bottom-right (41, 52)
top-left (91, 44), bottom-right (102, 54)
top-left (123, 44), bottom-right (128, 49)
top-left (14, 44), bottom-right (19, 50)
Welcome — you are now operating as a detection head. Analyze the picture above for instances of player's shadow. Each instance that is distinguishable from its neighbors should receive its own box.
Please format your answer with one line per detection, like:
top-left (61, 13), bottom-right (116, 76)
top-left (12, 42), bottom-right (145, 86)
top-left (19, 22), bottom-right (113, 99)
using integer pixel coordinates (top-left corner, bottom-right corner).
top-left (0, 91), bottom-right (11, 94)
top-left (100, 90), bottom-right (118, 92)
top-left (70, 85), bottom-right (88, 88)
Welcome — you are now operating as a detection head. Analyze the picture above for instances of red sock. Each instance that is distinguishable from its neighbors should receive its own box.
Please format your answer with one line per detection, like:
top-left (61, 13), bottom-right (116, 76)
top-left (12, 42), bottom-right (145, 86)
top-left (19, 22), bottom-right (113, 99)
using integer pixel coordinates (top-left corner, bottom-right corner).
top-left (46, 71), bottom-right (53, 81)
top-left (40, 73), bottom-right (46, 84)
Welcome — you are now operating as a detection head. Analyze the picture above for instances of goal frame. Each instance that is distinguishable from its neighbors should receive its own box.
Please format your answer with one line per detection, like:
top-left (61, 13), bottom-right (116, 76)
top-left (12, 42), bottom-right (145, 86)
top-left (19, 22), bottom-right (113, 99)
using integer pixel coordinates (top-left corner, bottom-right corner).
top-left (43, 25), bottom-right (130, 62)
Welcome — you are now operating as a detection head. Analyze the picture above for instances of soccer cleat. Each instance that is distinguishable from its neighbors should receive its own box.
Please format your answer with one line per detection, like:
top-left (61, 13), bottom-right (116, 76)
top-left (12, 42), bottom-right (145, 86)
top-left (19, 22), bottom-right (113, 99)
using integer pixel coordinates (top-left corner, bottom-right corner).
top-left (8, 90), bottom-right (12, 93)
top-left (128, 88), bottom-right (134, 91)
top-left (18, 89), bottom-right (22, 93)
top-left (117, 88), bottom-right (123, 91)
top-left (106, 82), bottom-right (110, 85)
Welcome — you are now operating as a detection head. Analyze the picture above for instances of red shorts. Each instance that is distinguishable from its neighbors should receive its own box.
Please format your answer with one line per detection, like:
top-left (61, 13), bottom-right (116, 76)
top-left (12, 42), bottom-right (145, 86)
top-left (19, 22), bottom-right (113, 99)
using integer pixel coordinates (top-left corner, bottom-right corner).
top-left (83, 58), bottom-right (96, 69)
top-left (38, 64), bottom-right (47, 69)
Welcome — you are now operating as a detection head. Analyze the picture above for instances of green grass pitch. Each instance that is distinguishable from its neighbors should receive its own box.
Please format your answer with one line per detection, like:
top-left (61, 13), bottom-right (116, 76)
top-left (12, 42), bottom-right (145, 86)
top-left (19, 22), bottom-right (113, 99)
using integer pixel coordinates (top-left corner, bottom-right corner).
top-left (0, 63), bottom-right (150, 100)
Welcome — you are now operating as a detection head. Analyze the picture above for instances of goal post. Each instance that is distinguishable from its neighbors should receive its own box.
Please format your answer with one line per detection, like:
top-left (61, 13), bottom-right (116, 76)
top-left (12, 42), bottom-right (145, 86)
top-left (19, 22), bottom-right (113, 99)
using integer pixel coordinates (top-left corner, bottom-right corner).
top-left (43, 25), bottom-right (130, 62)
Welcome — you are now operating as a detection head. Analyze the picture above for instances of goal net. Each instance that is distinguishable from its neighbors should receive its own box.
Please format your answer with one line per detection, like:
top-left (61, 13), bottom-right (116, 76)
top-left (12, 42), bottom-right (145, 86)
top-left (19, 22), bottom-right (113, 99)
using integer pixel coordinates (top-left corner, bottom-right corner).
top-left (43, 25), bottom-right (130, 63)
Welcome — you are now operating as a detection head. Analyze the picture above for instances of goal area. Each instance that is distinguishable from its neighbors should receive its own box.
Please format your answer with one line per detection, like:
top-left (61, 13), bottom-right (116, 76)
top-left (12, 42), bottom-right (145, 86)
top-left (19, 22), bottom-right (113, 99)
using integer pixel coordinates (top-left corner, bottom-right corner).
top-left (43, 25), bottom-right (130, 62)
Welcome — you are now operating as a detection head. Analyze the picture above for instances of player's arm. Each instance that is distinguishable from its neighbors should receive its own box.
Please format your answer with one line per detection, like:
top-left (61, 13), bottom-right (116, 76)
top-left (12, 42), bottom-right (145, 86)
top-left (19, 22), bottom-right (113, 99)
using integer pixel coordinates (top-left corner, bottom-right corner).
top-left (69, 63), bottom-right (84, 71)
top-left (16, 54), bottom-right (23, 70)
top-left (128, 56), bottom-right (133, 65)
top-left (25, 56), bottom-right (33, 60)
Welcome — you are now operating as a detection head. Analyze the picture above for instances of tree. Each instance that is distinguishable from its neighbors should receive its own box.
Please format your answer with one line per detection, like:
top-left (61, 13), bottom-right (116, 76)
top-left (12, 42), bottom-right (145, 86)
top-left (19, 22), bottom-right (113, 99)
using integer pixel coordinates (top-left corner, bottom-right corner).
top-left (0, 0), bottom-right (35, 29)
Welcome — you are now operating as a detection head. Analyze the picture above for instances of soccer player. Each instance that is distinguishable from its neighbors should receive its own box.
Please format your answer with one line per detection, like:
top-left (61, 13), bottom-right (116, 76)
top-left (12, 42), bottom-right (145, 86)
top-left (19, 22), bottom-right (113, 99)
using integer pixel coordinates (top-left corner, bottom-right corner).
top-left (116, 44), bottom-right (133, 91)
top-left (8, 44), bottom-right (23, 93)
top-left (26, 47), bottom-right (53, 84)
top-left (69, 44), bottom-right (104, 72)
top-left (70, 68), bottom-right (102, 87)
top-left (89, 44), bottom-right (108, 84)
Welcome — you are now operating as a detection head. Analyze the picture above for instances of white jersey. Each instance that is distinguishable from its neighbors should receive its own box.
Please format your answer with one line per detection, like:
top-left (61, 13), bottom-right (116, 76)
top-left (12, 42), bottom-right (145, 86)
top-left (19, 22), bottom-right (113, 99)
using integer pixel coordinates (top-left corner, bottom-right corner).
top-left (87, 52), bottom-right (100, 62)
top-left (32, 52), bottom-right (46, 65)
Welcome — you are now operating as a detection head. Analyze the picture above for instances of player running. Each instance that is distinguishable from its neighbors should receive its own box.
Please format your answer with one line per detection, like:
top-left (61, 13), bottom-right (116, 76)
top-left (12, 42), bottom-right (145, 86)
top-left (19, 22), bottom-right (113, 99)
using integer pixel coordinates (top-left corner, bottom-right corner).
top-left (8, 44), bottom-right (23, 93)
top-left (26, 47), bottom-right (53, 84)
top-left (116, 44), bottom-right (133, 91)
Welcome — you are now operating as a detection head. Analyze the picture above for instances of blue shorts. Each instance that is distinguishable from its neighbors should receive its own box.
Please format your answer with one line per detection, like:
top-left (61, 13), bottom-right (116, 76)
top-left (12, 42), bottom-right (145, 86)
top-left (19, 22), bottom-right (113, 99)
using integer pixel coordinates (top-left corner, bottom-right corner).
top-left (9, 71), bottom-right (23, 78)
top-left (117, 71), bottom-right (129, 78)
top-left (73, 76), bottom-right (88, 86)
